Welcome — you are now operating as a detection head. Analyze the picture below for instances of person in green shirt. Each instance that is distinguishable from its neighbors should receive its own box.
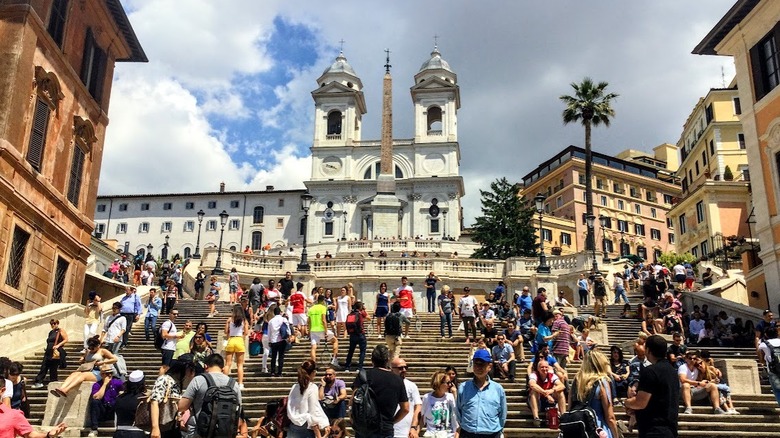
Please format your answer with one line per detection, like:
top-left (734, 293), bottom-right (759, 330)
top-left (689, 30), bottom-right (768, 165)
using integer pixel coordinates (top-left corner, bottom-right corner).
top-left (308, 295), bottom-right (339, 366)
top-left (173, 320), bottom-right (194, 359)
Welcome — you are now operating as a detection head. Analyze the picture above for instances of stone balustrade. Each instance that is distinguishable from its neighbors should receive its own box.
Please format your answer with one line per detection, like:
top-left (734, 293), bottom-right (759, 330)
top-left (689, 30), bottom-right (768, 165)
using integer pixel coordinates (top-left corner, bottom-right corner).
top-left (680, 287), bottom-right (764, 326)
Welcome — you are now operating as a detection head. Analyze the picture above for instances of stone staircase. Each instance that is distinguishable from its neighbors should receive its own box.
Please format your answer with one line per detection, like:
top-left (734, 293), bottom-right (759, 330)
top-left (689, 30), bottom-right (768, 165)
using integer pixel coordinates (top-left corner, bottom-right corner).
top-left (19, 294), bottom-right (780, 437)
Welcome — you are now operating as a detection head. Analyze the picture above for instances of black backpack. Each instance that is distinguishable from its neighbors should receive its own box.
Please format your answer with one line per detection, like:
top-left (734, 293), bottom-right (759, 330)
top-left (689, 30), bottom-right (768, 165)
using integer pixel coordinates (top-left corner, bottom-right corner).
top-left (385, 313), bottom-right (402, 336)
top-left (593, 281), bottom-right (607, 297)
top-left (154, 322), bottom-right (173, 350)
top-left (351, 369), bottom-right (381, 436)
top-left (558, 382), bottom-right (601, 438)
top-left (345, 310), bottom-right (362, 335)
top-left (766, 342), bottom-right (780, 375)
top-left (196, 373), bottom-right (241, 438)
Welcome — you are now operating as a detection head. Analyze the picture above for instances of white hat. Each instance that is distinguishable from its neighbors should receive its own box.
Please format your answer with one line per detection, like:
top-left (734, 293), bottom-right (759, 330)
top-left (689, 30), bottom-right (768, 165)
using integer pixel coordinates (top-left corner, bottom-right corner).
top-left (128, 370), bottom-right (144, 383)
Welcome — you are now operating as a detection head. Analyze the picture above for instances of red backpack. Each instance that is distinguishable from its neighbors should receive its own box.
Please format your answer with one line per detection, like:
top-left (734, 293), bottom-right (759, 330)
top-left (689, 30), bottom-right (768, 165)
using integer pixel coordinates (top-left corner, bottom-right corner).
top-left (345, 310), bottom-right (362, 335)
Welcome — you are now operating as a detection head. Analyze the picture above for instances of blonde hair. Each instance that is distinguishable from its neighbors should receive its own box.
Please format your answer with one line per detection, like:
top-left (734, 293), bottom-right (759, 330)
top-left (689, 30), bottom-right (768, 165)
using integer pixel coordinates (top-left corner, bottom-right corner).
top-left (442, 285), bottom-right (451, 293)
top-left (574, 350), bottom-right (611, 402)
top-left (430, 371), bottom-right (448, 391)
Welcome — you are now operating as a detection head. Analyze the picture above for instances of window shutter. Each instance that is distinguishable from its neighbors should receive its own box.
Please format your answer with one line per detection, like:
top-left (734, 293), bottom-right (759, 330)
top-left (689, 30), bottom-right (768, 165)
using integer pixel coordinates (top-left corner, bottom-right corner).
top-left (26, 98), bottom-right (50, 171)
top-left (67, 146), bottom-right (85, 205)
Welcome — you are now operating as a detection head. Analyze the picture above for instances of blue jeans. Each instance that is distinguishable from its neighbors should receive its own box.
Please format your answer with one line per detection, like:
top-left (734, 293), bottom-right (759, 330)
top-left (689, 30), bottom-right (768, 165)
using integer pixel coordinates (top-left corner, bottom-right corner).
top-left (426, 291), bottom-right (436, 312)
top-left (614, 287), bottom-right (629, 304)
top-left (768, 370), bottom-right (780, 406)
top-left (144, 315), bottom-right (157, 340)
top-left (440, 312), bottom-right (453, 337)
top-left (345, 333), bottom-right (367, 370)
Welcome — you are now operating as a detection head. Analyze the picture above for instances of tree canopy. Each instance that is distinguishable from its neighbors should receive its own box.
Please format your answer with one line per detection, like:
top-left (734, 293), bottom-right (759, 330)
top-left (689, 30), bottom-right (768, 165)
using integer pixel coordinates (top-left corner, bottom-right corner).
top-left (471, 177), bottom-right (538, 260)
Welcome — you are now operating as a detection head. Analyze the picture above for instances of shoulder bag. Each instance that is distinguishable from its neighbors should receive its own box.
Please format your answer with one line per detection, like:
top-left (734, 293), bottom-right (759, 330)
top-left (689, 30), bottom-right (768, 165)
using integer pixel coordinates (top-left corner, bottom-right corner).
top-left (135, 380), bottom-right (179, 431)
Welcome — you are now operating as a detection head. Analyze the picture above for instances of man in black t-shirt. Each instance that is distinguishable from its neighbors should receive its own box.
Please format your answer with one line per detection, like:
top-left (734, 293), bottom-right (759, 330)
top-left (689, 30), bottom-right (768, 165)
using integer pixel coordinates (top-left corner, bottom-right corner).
top-left (481, 320), bottom-right (500, 349)
top-left (278, 272), bottom-right (294, 299)
top-left (351, 345), bottom-right (409, 437)
top-left (625, 335), bottom-right (679, 438)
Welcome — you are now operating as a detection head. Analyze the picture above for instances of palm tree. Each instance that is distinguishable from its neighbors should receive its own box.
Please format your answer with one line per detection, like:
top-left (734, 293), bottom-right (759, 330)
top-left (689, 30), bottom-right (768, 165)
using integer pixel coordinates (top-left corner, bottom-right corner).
top-left (560, 78), bottom-right (618, 262)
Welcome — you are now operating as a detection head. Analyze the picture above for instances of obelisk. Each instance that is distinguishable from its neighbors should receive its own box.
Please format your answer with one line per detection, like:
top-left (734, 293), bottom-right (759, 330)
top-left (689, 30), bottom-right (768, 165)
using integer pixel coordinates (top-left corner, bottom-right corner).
top-left (371, 49), bottom-right (402, 238)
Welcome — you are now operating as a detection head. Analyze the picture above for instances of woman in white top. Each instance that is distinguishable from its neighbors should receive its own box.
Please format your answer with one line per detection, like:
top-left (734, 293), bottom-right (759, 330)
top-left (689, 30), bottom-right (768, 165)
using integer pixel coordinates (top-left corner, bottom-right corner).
top-left (224, 304), bottom-right (249, 389)
top-left (421, 371), bottom-right (459, 438)
top-left (83, 292), bottom-right (101, 351)
top-left (286, 360), bottom-right (330, 438)
top-left (334, 286), bottom-right (352, 339)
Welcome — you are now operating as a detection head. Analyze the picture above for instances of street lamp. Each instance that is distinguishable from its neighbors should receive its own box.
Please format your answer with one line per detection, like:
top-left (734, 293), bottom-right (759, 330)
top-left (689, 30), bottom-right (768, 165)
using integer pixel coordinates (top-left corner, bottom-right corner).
top-left (146, 243), bottom-right (153, 259)
top-left (586, 213), bottom-right (599, 275)
top-left (342, 211), bottom-right (348, 241)
top-left (193, 209), bottom-right (205, 259)
top-left (162, 235), bottom-right (170, 260)
top-left (297, 193), bottom-right (314, 272)
top-left (599, 215), bottom-right (609, 264)
top-left (442, 209), bottom-right (449, 240)
top-left (534, 193), bottom-right (550, 274)
top-left (211, 210), bottom-right (229, 275)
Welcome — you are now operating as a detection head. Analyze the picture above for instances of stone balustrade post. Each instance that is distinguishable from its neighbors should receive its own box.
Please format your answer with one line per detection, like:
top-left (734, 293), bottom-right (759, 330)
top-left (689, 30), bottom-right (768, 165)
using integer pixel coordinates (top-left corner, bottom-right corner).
top-left (42, 382), bottom-right (94, 437)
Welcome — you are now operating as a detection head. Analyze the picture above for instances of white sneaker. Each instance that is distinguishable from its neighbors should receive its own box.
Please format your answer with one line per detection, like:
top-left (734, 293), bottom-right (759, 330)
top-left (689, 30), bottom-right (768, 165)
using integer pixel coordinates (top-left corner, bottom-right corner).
top-left (88, 431), bottom-right (98, 438)
top-left (206, 313), bottom-right (213, 318)
top-left (728, 409), bottom-right (740, 415)
top-left (238, 384), bottom-right (245, 390)
top-left (405, 335), bottom-right (411, 340)
top-left (683, 407), bottom-right (693, 415)
top-left (331, 357), bottom-right (339, 367)
top-left (713, 407), bottom-right (727, 415)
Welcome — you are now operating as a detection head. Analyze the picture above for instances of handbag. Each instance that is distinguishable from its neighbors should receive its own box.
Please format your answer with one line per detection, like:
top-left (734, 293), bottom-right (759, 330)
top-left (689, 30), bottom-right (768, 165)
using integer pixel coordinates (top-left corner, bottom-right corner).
top-left (77, 361), bottom-right (97, 373)
top-left (135, 383), bottom-right (179, 432)
top-left (19, 379), bottom-right (30, 418)
top-left (51, 331), bottom-right (62, 360)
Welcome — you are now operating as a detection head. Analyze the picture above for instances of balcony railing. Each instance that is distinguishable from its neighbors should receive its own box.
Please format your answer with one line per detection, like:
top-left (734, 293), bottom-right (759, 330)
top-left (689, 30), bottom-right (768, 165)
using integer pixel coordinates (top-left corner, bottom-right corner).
top-left (427, 130), bottom-right (443, 136)
top-left (326, 134), bottom-right (342, 140)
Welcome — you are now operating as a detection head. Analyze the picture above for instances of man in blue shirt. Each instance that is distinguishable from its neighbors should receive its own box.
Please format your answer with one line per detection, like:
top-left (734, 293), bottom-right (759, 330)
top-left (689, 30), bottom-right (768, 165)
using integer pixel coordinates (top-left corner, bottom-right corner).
top-left (491, 334), bottom-right (516, 382)
top-left (144, 288), bottom-right (163, 341)
top-left (493, 281), bottom-right (505, 303)
top-left (118, 286), bottom-right (142, 349)
top-left (457, 349), bottom-right (506, 437)
top-left (515, 287), bottom-right (532, 317)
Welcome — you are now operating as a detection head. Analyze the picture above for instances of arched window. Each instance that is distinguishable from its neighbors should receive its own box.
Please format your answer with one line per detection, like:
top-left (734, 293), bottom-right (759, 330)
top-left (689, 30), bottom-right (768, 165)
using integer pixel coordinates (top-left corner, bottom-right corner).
top-left (327, 111), bottom-right (342, 136)
top-left (229, 245), bottom-right (237, 251)
top-left (253, 206), bottom-right (264, 224)
top-left (427, 106), bottom-right (442, 134)
top-left (251, 231), bottom-right (263, 250)
top-left (183, 247), bottom-right (192, 258)
top-left (363, 162), bottom-right (404, 180)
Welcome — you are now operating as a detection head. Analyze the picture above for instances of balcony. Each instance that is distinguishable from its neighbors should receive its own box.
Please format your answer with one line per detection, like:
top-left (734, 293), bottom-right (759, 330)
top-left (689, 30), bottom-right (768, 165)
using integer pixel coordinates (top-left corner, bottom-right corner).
top-left (427, 130), bottom-right (443, 136)
top-left (326, 134), bottom-right (342, 140)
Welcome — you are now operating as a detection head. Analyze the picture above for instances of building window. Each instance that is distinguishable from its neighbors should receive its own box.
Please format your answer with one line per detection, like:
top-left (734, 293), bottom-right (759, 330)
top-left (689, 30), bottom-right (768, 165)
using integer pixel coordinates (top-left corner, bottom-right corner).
top-left (733, 97), bottom-right (742, 115)
top-left (617, 200), bottom-right (624, 210)
top-left (46, 0), bottom-right (69, 47)
top-left (278, 199), bottom-right (285, 207)
top-left (324, 221), bottom-right (334, 236)
top-left (696, 201), bottom-right (705, 223)
top-left (596, 179), bottom-right (604, 190)
top-left (613, 183), bottom-right (623, 194)
top-left (645, 191), bottom-right (656, 202)
top-left (229, 219), bottom-right (240, 230)
top-left (663, 194), bottom-right (673, 204)
top-left (251, 231), bottom-right (262, 250)
top-left (183, 247), bottom-right (192, 258)
top-left (163, 202), bottom-right (172, 210)
top-left (705, 103), bottom-right (714, 124)
top-left (161, 222), bottom-right (172, 233)
top-left (140, 203), bottom-right (149, 211)
top-left (206, 220), bottom-right (217, 231)
top-left (185, 202), bottom-right (194, 210)
top-left (702, 151), bottom-right (707, 166)
top-left (97, 204), bottom-right (106, 213)
top-left (751, 28), bottom-right (780, 100)
top-left (327, 111), bottom-right (342, 135)
top-left (651, 228), bottom-right (661, 240)
top-left (578, 173), bottom-right (585, 185)
top-left (556, 197), bottom-right (562, 208)
top-left (4, 226), bottom-right (31, 289)
top-left (603, 239), bottom-right (614, 254)
top-left (602, 217), bottom-right (612, 229)
top-left (94, 223), bottom-right (106, 236)
top-left (701, 240), bottom-right (710, 256)
top-left (118, 203), bottom-right (128, 211)
top-left (667, 217), bottom-right (674, 228)
top-left (650, 207), bottom-right (657, 218)
top-left (679, 214), bottom-right (687, 234)
top-left (51, 257), bottom-right (69, 304)
top-left (139, 222), bottom-right (149, 233)
top-left (430, 218), bottom-right (440, 234)
top-left (682, 177), bottom-right (689, 193)
top-left (230, 200), bottom-right (240, 208)
top-left (80, 28), bottom-right (107, 103)
top-left (26, 98), bottom-right (50, 171)
top-left (561, 232), bottom-right (572, 246)
top-left (253, 206), bottom-right (264, 224)
top-left (634, 224), bottom-right (646, 236)
top-left (117, 223), bottom-right (127, 234)
top-left (634, 204), bottom-right (641, 215)
top-left (691, 247), bottom-right (699, 258)
top-left (277, 218), bottom-right (284, 229)
top-left (541, 228), bottom-right (552, 242)
top-left (695, 161), bottom-right (700, 176)
top-left (738, 133), bottom-right (746, 149)
top-left (208, 201), bottom-right (217, 209)
top-left (600, 195), bottom-right (608, 207)
top-left (184, 221), bottom-right (194, 232)
top-left (630, 187), bottom-right (639, 198)
top-left (617, 220), bottom-right (628, 233)
top-left (669, 233), bottom-right (675, 244)
top-left (709, 139), bottom-right (715, 155)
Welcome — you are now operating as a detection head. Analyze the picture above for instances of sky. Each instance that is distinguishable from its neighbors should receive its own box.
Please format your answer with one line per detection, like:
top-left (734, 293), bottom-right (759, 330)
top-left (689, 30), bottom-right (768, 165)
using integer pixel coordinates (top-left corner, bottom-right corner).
top-left (101, 0), bottom-right (738, 227)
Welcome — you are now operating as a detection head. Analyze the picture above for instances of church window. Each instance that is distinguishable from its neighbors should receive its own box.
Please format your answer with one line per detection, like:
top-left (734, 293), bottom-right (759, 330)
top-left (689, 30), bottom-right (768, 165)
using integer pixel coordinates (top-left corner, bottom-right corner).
top-left (363, 162), bottom-right (404, 180)
top-left (395, 165), bottom-right (404, 178)
top-left (324, 221), bottom-right (334, 236)
top-left (427, 106), bottom-right (442, 135)
top-left (430, 218), bottom-right (440, 234)
top-left (327, 111), bottom-right (342, 136)
top-left (253, 206), bottom-right (264, 224)
top-left (251, 231), bottom-right (262, 250)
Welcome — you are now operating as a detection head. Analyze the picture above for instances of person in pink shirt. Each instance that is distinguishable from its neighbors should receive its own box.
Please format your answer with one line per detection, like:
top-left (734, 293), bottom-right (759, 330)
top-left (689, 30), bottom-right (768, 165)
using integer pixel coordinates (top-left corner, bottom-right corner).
top-left (0, 380), bottom-right (66, 438)
top-left (395, 276), bottom-right (415, 339)
top-left (551, 309), bottom-right (574, 370)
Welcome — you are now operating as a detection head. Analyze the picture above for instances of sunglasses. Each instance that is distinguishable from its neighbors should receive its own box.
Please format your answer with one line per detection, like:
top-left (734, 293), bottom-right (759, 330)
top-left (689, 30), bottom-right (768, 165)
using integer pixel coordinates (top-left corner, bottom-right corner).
top-left (194, 336), bottom-right (204, 340)
top-left (324, 373), bottom-right (334, 376)
top-left (393, 365), bottom-right (409, 370)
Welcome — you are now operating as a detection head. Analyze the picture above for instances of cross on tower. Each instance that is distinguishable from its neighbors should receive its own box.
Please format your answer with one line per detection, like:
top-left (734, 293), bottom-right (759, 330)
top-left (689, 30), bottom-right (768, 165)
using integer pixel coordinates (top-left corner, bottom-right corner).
top-left (434, 34), bottom-right (439, 49)
top-left (384, 48), bottom-right (391, 73)
top-left (338, 39), bottom-right (345, 53)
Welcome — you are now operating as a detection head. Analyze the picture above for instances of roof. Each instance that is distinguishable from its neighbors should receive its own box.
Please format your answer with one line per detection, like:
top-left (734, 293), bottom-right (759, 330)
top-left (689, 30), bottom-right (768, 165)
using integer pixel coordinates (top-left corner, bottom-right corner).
top-left (419, 47), bottom-right (453, 73)
top-left (321, 52), bottom-right (358, 77)
top-left (106, 0), bottom-right (147, 62)
top-left (96, 188), bottom-right (307, 200)
top-left (692, 0), bottom-right (760, 55)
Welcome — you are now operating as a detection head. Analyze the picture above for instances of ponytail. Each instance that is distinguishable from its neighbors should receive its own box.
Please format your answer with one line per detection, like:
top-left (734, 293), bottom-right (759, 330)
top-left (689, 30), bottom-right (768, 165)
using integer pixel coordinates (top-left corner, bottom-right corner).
top-left (297, 360), bottom-right (317, 394)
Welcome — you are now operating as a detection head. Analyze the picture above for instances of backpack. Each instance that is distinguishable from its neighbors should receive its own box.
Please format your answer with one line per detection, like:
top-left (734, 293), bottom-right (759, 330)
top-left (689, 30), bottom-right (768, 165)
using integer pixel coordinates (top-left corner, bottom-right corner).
top-left (270, 397), bottom-right (291, 431)
top-left (558, 382), bottom-right (602, 438)
top-left (113, 354), bottom-right (127, 380)
top-left (345, 310), bottom-right (362, 335)
top-left (196, 373), bottom-right (241, 438)
top-left (593, 281), bottom-right (607, 297)
top-left (766, 342), bottom-right (780, 375)
top-left (154, 322), bottom-right (173, 350)
top-left (351, 369), bottom-right (381, 436)
top-left (385, 313), bottom-right (402, 336)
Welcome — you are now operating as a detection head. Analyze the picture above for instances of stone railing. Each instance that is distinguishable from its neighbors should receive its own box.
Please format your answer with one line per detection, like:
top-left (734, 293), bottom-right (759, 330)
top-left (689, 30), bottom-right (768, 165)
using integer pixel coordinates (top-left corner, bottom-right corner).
top-left (680, 286), bottom-right (764, 327)
top-left (505, 252), bottom-right (592, 275)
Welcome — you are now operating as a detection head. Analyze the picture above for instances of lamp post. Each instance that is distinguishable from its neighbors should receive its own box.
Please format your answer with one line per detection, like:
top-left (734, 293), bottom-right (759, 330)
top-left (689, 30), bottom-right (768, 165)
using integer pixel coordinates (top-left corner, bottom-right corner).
top-left (534, 193), bottom-right (550, 274)
top-left (162, 235), bottom-right (170, 260)
top-left (442, 209), bottom-right (449, 240)
top-left (146, 243), bottom-right (153, 259)
top-left (599, 215), bottom-right (609, 264)
top-left (211, 210), bottom-right (229, 275)
top-left (193, 209), bottom-right (205, 259)
top-left (297, 193), bottom-right (314, 272)
top-left (342, 211), bottom-right (348, 241)
top-left (586, 214), bottom-right (599, 274)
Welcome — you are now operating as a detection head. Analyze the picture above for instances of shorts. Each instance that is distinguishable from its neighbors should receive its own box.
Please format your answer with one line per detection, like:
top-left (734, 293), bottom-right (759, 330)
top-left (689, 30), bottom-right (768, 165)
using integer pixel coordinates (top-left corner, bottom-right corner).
top-left (91, 368), bottom-right (103, 380)
top-left (230, 284), bottom-right (238, 293)
top-left (291, 313), bottom-right (307, 326)
top-left (400, 308), bottom-right (414, 318)
top-left (225, 336), bottom-right (246, 353)
top-left (161, 349), bottom-right (175, 366)
top-left (310, 330), bottom-right (335, 345)
top-left (691, 386), bottom-right (709, 401)
top-left (675, 274), bottom-right (686, 284)
top-left (375, 306), bottom-right (389, 318)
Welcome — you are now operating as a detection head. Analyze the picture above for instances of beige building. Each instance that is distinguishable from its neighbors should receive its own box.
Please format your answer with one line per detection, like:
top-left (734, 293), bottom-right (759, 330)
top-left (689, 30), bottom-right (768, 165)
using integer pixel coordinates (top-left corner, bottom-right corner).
top-left (667, 85), bottom-right (752, 261)
top-left (0, 0), bottom-right (145, 316)
top-left (522, 145), bottom-right (681, 263)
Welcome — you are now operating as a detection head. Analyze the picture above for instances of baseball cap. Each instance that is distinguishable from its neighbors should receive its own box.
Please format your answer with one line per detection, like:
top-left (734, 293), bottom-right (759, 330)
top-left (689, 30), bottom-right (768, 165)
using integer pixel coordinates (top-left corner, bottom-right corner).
top-left (472, 349), bottom-right (491, 363)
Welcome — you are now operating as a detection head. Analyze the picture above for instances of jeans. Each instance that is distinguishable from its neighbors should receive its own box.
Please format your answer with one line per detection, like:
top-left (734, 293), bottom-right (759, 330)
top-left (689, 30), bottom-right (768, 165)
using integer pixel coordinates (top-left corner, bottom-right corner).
top-left (287, 423), bottom-right (314, 438)
top-left (121, 313), bottom-right (135, 347)
top-left (270, 341), bottom-right (287, 375)
top-left (578, 289), bottom-right (589, 306)
top-left (462, 316), bottom-right (477, 341)
top-left (144, 315), bottom-right (158, 341)
top-left (89, 399), bottom-right (114, 430)
top-left (34, 358), bottom-right (59, 384)
top-left (345, 333), bottom-right (367, 370)
top-left (104, 342), bottom-right (121, 355)
top-left (614, 287), bottom-right (629, 304)
top-left (440, 312), bottom-right (453, 337)
top-left (426, 291), bottom-right (436, 312)
top-left (768, 370), bottom-right (780, 406)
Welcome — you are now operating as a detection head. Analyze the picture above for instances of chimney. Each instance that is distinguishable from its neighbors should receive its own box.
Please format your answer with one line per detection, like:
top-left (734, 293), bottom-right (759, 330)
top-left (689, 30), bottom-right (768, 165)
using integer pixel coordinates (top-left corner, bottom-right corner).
top-left (266, 185), bottom-right (274, 191)
top-left (219, 182), bottom-right (225, 193)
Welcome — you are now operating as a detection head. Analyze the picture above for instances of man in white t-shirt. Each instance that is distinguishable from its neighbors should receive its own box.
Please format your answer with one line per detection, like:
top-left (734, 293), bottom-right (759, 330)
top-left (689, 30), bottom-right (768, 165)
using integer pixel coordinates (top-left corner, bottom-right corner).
top-left (759, 326), bottom-right (780, 406)
top-left (678, 351), bottom-right (725, 414)
top-left (159, 310), bottom-right (178, 372)
top-left (458, 287), bottom-right (478, 344)
top-left (672, 263), bottom-right (686, 286)
top-left (100, 303), bottom-right (127, 354)
top-left (391, 356), bottom-right (422, 438)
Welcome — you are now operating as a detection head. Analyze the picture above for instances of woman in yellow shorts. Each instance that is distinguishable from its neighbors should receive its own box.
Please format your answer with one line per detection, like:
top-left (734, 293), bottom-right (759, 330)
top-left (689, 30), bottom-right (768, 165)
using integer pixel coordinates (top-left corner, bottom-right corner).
top-left (224, 304), bottom-right (249, 390)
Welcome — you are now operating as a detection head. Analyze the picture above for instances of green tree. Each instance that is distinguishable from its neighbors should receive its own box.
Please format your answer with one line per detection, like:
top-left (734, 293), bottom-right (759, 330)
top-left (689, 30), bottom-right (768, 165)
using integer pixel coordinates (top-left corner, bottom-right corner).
top-left (723, 165), bottom-right (734, 181)
top-left (657, 251), bottom-right (696, 268)
top-left (560, 78), bottom-right (619, 254)
top-left (472, 178), bottom-right (538, 259)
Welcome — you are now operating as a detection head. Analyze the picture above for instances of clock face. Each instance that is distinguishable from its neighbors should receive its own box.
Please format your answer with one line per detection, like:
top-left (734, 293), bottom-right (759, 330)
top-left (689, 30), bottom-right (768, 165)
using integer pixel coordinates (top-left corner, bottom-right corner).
top-left (321, 156), bottom-right (342, 175)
